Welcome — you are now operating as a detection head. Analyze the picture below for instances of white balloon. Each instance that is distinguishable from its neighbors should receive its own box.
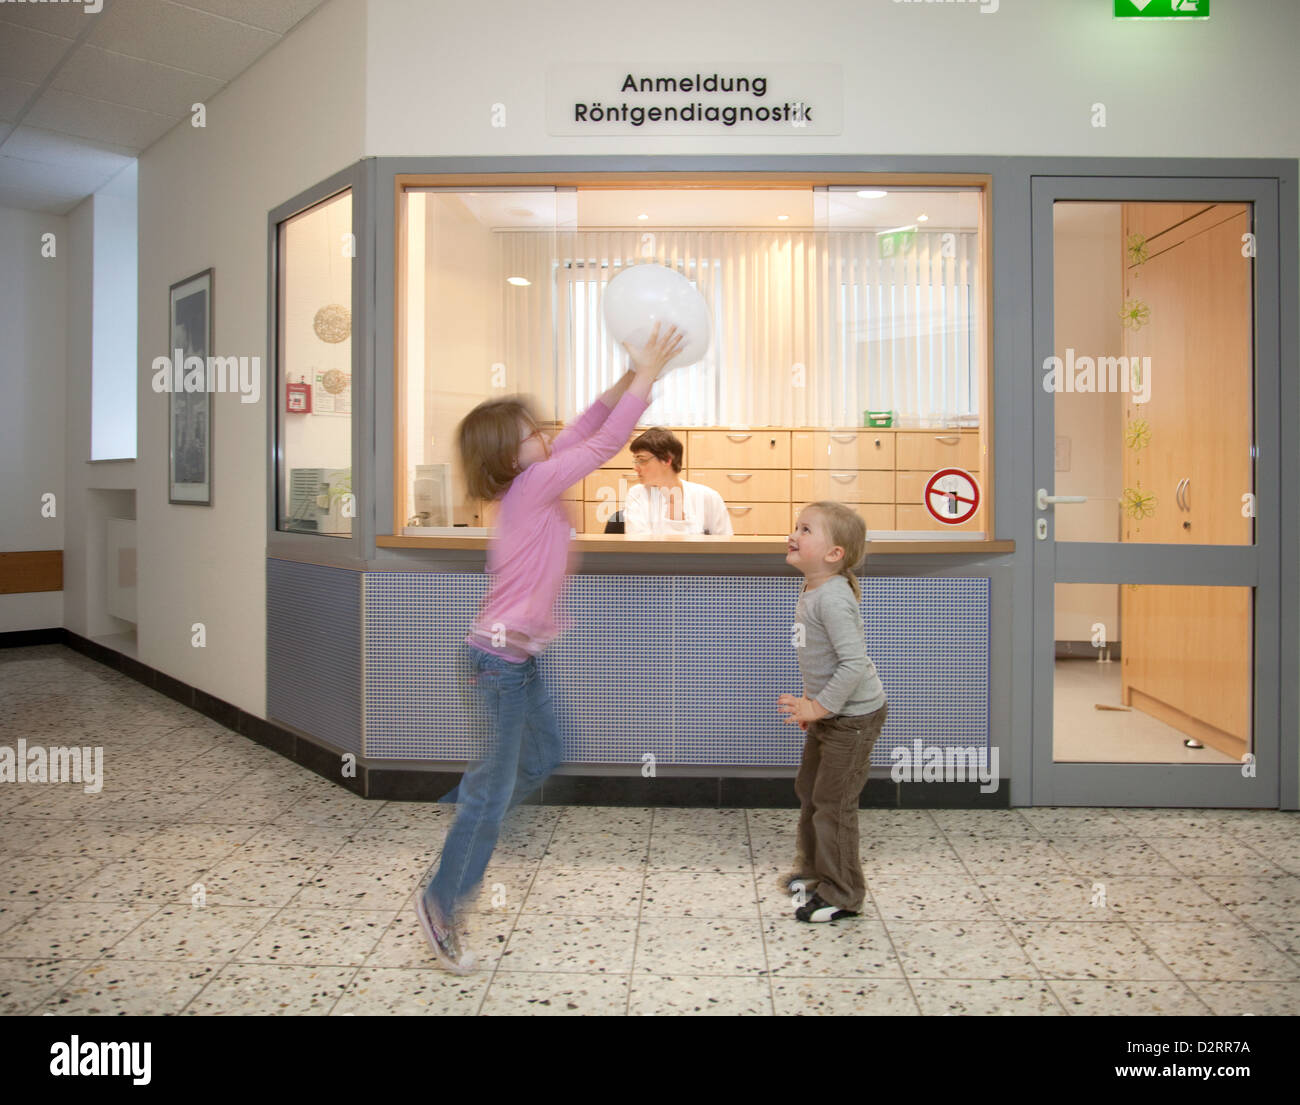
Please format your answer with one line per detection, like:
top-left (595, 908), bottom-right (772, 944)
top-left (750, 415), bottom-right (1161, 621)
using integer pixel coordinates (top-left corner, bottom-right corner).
top-left (602, 263), bottom-right (712, 371)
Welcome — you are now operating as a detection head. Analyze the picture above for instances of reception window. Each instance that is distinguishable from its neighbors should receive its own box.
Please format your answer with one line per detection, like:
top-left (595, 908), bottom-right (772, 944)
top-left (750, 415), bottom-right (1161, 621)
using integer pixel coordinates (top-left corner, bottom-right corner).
top-left (276, 188), bottom-right (354, 537)
top-left (395, 176), bottom-right (990, 540)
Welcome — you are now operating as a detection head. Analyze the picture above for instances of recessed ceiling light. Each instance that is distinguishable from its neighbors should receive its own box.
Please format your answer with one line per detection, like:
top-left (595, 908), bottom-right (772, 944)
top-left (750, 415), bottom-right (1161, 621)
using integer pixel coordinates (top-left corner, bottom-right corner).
top-left (637, 213), bottom-right (649, 220)
top-left (777, 214), bottom-right (789, 221)
top-left (916, 213), bottom-right (929, 222)
top-left (506, 276), bottom-right (531, 286)
top-left (856, 190), bottom-right (888, 200)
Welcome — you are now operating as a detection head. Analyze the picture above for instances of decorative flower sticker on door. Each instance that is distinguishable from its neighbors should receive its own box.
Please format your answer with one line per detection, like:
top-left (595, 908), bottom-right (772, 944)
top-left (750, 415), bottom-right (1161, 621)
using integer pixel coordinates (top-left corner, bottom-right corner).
top-left (1126, 233), bottom-right (1149, 266)
top-left (1120, 299), bottom-right (1151, 330)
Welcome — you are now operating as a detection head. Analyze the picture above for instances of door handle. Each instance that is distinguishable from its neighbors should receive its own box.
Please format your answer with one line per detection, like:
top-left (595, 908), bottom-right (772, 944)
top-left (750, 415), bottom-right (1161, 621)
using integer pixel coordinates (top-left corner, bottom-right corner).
top-left (830, 433), bottom-right (856, 443)
top-left (725, 433), bottom-right (752, 443)
top-left (1176, 477), bottom-right (1188, 511)
top-left (725, 472), bottom-right (753, 482)
top-left (1036, 488), bottom-right (1087, 510)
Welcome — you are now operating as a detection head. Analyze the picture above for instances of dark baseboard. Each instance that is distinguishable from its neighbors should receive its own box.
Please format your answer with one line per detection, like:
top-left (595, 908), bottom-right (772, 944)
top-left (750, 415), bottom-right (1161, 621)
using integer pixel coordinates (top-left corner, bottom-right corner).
top-left (1, 629), bottom-right (1008, 809)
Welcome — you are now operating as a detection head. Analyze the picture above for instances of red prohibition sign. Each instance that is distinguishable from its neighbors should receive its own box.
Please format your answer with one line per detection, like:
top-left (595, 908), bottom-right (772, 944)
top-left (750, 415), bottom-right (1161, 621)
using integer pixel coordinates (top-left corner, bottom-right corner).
top-left (924, 467), bottom-right (980, 525)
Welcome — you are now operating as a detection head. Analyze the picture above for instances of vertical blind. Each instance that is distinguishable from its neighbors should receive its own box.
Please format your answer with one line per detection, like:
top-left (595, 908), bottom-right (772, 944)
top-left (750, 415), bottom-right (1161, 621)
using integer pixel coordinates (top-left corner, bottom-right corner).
top-left (499, 227), bottom-right (980, 428)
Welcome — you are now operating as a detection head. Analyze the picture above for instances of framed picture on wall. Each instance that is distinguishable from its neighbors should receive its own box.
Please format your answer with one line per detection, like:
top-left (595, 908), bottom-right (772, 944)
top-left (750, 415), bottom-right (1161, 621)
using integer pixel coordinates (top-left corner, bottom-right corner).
top-left (168, 268), bottom-right (213, 505)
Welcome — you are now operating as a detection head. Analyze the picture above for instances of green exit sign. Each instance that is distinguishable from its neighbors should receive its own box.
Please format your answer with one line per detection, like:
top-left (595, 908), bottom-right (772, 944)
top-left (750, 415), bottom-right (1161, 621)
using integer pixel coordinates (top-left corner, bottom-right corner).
top-left (1114, 0), bottom-right (1210, 17)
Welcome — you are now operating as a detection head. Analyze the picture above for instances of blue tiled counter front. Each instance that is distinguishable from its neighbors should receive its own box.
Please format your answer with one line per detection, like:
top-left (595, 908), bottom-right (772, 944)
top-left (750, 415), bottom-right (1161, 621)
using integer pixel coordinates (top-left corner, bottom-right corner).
top-left (363, 574), bottom-right (989, 768)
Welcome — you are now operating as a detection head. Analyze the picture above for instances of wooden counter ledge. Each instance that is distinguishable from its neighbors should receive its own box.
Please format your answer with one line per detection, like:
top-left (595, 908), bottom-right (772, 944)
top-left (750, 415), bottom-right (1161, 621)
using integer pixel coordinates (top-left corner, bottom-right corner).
top-left (377, 533), bottom-right (1015, 555)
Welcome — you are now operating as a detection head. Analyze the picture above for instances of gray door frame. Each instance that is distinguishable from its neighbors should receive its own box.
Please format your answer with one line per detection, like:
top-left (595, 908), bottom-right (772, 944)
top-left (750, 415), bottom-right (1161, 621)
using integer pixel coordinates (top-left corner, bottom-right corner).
top-left (1030, 174), bottom-right (1284, 807)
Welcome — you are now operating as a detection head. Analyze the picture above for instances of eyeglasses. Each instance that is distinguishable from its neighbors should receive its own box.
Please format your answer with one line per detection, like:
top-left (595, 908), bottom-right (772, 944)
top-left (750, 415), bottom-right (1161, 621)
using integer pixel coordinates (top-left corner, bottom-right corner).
top-left (631, 454), bottom-right (661, 466)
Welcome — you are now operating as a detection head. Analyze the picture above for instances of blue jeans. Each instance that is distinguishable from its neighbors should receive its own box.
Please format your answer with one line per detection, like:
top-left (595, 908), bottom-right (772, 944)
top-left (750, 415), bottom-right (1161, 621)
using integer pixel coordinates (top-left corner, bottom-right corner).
top-left (426, 644), bottom-right (563, 917)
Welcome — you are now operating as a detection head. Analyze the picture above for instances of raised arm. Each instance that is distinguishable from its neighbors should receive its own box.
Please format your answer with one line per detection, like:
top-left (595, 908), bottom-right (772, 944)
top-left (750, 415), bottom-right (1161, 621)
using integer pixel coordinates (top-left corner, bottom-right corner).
top-left (518, 324), bottom-right (683, 501)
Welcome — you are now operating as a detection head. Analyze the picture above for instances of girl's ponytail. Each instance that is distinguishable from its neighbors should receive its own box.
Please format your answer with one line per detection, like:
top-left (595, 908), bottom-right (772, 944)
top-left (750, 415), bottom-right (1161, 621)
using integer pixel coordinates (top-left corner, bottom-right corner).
top-left (838, 560), bottom-right (863, 604)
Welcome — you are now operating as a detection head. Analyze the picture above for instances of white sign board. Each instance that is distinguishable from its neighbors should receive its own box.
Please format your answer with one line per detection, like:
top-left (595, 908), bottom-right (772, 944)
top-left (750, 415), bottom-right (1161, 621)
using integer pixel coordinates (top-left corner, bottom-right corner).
top-left (547, 64), bottom-right (843, 136)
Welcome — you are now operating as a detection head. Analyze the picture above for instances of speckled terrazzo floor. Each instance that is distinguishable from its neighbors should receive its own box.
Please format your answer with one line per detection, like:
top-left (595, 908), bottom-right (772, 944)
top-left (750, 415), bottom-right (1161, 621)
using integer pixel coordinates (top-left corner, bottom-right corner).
top-left (2, 645), bottom-right (1297, 1016)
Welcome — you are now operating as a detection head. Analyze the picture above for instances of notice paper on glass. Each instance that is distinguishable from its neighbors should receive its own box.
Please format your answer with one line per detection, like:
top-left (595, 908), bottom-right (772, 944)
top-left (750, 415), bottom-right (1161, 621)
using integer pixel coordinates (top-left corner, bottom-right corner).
top-left (313, 369), bottom-right (352, 415)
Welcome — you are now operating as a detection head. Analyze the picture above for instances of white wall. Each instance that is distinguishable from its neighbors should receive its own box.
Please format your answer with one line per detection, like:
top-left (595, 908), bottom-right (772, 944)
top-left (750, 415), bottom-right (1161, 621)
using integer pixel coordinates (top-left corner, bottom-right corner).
top-left (0, 205), bottom-right (66, 631)
top-left (134, 0), bottom-right (366, 714)
top-left (365, 0), bottom-right (1300, 160)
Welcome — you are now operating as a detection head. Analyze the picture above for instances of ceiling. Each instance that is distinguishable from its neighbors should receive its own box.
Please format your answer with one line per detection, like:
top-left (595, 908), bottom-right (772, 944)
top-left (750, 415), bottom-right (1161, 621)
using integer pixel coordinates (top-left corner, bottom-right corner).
top-left (442, 187), bottom-right (983, 232)
top-left (0, 0), bottom-right (325, 215)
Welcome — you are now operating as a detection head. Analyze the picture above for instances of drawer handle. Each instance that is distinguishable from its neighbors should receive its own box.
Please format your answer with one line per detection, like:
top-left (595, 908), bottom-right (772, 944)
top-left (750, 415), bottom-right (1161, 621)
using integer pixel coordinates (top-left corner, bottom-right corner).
top-left (831, 472), bottom-right (856, 483)
top-left (830, 433), bottom-right (856, 443)
top-left (729, 505), bottom-right (752, 515)
top-left (935, 434), bottom-right (960, 444)
top-left (726, 472), bottom-right (754, 482)
top-left (726, 433), bottom-right (752, 443)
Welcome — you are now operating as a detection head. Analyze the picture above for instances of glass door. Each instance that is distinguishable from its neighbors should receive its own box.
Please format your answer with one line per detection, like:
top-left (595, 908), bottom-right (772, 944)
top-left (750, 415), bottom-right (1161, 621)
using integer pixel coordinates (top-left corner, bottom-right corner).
top-left (1031, 177), bottom-right (1280, 806)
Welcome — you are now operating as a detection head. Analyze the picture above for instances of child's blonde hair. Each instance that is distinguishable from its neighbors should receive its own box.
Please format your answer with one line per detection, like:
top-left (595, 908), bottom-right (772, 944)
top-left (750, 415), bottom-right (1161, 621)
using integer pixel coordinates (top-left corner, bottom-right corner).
top-left (456, 397), bottom-right (540, 501)
top-left (802, 501), bottom-right (867, 602)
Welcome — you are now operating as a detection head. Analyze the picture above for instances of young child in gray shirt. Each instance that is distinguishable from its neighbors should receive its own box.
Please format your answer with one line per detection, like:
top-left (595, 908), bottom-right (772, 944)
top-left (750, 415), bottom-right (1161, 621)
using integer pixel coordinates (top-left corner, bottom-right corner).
top-left (777, 501), bottom-right (889, 922)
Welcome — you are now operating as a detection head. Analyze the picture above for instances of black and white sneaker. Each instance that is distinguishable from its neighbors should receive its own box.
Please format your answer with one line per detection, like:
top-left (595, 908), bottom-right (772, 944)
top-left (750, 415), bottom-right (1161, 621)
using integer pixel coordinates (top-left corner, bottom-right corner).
top-left (795, 893), bottom-right (858, 923)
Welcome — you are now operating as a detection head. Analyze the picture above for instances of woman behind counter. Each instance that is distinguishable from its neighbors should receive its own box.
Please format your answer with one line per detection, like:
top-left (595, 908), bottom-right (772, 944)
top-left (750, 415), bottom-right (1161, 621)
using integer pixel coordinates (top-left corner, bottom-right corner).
top-left (623, 428), bottom-right (734, 536)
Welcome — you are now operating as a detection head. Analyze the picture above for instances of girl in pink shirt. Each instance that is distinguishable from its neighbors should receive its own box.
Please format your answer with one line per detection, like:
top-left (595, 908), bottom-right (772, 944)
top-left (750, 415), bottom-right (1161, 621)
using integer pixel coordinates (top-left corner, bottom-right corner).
top-left (416, 323), bottom-right (683, 974)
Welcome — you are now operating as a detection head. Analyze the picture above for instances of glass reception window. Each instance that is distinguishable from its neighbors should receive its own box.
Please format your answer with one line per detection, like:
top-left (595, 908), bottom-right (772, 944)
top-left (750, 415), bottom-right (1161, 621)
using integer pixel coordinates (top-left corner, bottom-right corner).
top-left (399, 188), bottom-right (573, 532)
top-left (276, 189), bottom-right (353, 536)
top-left (396, 181), bottom-right (988, 538)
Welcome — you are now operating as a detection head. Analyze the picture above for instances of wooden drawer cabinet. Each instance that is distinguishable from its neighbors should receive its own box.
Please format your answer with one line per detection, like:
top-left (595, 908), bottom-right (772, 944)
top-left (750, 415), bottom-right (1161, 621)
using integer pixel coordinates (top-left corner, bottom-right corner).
top-left (895, 503), bottom-right (983, 532)
top-left (687, 469), bottom-right (790, 503)
top-left (686, 430), bottom-right (790, 469)
top-left (793, 469), bottom-right (893, 503)
top-left (895, 431), bottom-right (979, 472)
top-left (725, 502), bottom-right (792, 536)
top-left (792, 430), bottom-right (895, 470)
top-left (793, 503), bottom-right (895, 531)
top-left (584, 470), bottom-right (636, 502)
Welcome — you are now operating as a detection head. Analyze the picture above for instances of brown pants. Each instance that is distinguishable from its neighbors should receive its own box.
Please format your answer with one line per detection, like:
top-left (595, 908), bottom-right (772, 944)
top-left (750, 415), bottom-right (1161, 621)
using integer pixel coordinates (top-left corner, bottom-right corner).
top-left (793, 703), bottom-right (888, 912)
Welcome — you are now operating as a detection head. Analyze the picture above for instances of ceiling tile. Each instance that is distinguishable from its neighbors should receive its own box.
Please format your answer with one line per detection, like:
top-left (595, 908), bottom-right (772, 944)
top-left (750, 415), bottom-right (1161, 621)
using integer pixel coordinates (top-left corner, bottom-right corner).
top-left (179, 0), bottom-right (307, 36)
top-left (0, 23), bottom-right (77, 85)
top-left (0, 78), bottom-right (40, 123)
top-left (2, 123), bottom-right (137, 170)
top-left (52, 42), bottom-right (225, 115)
top-left (0, 150), bottom-right (121, 210)
top-left (24, 87), bottom-right (177, 150)
top-left (86, 0), bottom-right (280, 81)
top-left (0, 3), bottom-right (94, 42)
top-left (0, 184), bottom-right (85, 215)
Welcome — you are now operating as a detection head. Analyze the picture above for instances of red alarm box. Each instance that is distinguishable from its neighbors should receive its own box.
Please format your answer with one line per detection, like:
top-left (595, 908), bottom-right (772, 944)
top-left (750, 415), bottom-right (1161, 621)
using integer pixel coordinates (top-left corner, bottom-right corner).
top-left (287, 376), bottom-right (312, 413)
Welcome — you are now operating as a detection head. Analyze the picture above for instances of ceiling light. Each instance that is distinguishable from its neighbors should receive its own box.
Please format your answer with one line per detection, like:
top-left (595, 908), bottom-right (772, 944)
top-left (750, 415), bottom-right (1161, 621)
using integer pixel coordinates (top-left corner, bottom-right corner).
top-left (777, 214), bottom-right (789, 221)
top-left (856, 190), bottom-right (888, 200)
top-left (916, 214), bottom-right (929, 222)
top-left (506, 276), bottom-right (531, 286)
top-left (637, 213), bottom-right (649, 220)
